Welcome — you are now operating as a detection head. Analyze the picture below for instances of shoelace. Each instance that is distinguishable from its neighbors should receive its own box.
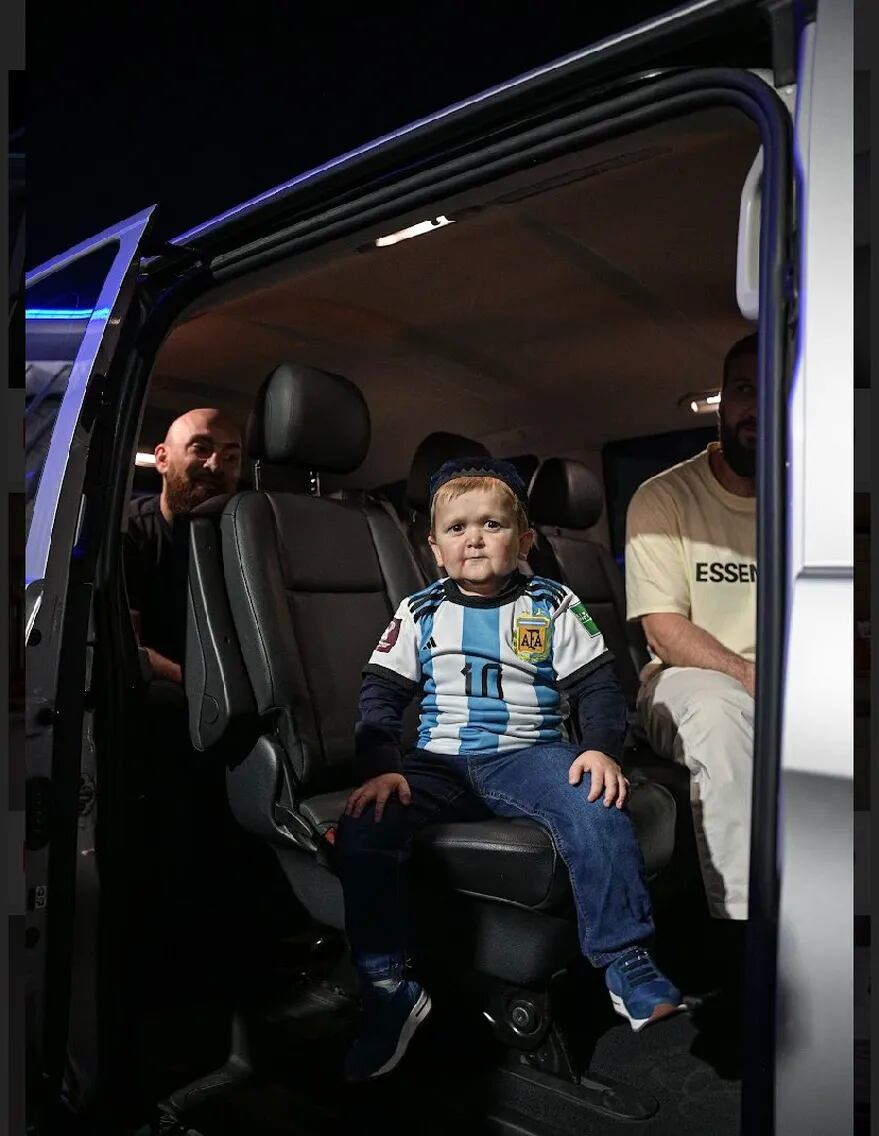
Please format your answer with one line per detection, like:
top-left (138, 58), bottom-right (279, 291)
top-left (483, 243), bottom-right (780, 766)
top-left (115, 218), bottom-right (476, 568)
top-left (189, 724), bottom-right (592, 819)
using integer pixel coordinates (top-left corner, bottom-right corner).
top-left (615, 948), bottom-right (663, 989)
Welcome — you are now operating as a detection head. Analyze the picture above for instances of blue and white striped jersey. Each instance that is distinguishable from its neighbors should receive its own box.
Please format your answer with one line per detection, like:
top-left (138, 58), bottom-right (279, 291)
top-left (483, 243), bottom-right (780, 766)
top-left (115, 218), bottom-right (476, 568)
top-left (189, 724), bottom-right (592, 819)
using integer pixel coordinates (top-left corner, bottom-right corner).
top-left (364, 574), bottom-right (611, 756)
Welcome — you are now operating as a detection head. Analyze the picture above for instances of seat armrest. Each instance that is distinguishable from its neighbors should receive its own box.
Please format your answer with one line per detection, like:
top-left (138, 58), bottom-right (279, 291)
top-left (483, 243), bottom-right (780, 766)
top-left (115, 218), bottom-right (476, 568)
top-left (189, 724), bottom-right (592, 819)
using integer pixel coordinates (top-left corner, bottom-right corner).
top-left (226, 735), bottom-right (318, 854)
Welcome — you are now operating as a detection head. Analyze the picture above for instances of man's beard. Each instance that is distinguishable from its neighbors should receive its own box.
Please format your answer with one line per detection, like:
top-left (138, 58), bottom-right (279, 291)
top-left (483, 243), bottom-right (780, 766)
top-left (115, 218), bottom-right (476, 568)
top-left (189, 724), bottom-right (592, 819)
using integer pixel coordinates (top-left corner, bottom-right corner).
top-left (719, 417), bottom-right (757, 479)
top-left (164, 469), bottom-right (227, 514)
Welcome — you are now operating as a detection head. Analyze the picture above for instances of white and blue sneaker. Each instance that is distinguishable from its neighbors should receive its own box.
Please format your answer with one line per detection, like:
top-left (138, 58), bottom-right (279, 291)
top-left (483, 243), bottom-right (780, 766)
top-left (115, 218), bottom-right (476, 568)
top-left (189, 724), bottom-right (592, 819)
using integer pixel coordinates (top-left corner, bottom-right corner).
top-left (344, 978), bottom-right (432, 1082)
top-left (605, 947), bottom-right (686, 1032)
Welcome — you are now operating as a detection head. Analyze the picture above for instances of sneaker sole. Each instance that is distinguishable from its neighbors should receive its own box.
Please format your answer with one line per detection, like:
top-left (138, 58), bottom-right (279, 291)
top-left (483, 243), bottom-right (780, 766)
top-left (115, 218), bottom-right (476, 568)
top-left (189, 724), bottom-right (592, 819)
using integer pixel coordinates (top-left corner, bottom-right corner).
top-left (349, 989), bottom-right (432, 1082)
top-left (609, 992), bottom-right (687, 1033)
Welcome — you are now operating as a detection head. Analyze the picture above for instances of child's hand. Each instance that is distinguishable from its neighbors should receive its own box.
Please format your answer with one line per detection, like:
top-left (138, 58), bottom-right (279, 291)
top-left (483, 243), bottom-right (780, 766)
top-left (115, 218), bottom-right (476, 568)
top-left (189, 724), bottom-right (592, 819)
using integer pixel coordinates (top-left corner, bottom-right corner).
top-left (568, 750), bottom-right (629, 809)
top-left (344, 773), bottom-right (412, 822)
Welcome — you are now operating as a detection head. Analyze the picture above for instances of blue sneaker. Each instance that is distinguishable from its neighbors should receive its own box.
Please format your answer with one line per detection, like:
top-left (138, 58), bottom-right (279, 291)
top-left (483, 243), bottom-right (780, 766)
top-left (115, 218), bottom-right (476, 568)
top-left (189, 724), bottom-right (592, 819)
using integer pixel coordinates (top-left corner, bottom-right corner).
top-left (605, 947), bottom-right (686, 1032)
top-left (344, 978), bottom-right (432, 1082)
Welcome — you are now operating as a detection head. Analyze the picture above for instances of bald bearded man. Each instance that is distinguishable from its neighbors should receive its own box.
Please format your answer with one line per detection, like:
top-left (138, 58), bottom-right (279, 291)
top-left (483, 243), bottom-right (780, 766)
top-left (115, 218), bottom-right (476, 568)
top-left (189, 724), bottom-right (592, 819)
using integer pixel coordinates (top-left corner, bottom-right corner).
top-left (124, 408), bottom-right (243, 683)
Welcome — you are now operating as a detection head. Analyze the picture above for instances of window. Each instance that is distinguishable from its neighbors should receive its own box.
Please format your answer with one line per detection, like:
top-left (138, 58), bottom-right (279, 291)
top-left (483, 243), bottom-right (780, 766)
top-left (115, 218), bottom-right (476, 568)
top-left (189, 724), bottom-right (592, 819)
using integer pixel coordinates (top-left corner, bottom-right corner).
top-left (24, 242), bottom-right (118, 539)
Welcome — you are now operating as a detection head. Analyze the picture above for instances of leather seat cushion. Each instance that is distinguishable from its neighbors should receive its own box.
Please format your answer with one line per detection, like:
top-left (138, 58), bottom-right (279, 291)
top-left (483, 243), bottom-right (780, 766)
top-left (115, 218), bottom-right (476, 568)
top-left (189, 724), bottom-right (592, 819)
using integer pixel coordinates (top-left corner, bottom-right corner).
top-left (300, 778), bottom-right (675, 913)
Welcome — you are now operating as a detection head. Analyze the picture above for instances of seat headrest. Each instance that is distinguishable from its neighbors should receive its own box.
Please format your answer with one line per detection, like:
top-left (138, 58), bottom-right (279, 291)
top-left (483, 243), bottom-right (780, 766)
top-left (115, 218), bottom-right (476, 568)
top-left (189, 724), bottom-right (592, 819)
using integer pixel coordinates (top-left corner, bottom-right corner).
top-left (247, 362), bottom-right (370, 473)
top-left (528, 458), bottom-right (603, 530)
top-left (405, 432), bottom-right (490, 512)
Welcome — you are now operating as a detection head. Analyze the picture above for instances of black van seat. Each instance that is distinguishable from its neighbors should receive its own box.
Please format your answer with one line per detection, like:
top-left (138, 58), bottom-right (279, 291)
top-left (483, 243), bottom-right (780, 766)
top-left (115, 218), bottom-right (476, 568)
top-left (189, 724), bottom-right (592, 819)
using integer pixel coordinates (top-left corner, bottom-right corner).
top-left (186, 364), bottom-right (677, 994)
top-left (528, 457), bottom-right (649, 707)
top-left (402, 431), bottom-right (490, 581)
top-left (299, 776), bottom-right (674, 911)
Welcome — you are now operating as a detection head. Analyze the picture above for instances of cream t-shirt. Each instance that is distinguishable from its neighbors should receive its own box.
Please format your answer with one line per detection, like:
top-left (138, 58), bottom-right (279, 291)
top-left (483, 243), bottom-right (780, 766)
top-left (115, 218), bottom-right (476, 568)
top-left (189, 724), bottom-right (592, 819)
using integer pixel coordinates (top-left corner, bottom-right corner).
top-left (625, 443), bottom-right (756, 672)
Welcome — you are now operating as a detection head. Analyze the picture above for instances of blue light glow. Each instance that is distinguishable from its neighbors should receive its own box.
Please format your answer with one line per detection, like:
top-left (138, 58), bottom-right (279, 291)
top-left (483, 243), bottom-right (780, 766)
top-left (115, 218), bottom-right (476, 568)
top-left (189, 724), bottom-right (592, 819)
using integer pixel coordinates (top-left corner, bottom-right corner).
top-left (25, 307), bottom-right (110, 321)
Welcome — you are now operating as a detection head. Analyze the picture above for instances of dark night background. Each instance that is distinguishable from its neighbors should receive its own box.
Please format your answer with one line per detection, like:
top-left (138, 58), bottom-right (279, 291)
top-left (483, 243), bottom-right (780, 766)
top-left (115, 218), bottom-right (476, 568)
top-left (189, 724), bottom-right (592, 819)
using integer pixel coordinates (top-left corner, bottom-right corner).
top-left (26, 2), bottom-right (688, 270)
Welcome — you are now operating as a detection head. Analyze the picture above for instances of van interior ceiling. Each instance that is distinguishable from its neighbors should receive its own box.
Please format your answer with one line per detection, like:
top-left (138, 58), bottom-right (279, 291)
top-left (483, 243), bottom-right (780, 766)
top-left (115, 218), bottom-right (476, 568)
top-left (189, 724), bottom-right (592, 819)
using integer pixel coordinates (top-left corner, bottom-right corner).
top-left (140, 107), bottom-right (759, 494)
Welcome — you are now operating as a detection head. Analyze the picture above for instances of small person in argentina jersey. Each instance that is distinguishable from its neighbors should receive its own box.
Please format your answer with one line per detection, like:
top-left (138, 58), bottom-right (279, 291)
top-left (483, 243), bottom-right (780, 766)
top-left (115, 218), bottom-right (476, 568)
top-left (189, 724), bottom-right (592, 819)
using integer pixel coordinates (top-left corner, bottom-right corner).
top-left (334, 457), bottom-right (684, 1082)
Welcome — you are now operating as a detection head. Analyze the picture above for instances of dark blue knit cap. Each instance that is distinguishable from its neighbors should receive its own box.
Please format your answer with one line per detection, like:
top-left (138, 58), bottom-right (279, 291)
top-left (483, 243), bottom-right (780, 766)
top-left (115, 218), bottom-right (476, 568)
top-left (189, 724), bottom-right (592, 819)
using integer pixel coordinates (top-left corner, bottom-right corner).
top-left (429, 457), bottom-right (528, 510)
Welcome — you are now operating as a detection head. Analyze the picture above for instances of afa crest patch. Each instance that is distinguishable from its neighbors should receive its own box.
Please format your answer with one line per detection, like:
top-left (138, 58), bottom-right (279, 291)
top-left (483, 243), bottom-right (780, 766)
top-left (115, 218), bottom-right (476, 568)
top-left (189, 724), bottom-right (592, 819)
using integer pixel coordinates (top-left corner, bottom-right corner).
top-left (514, 613), bottom-right (552, 662)
top-left (571, 602), bottom-right (600, 637)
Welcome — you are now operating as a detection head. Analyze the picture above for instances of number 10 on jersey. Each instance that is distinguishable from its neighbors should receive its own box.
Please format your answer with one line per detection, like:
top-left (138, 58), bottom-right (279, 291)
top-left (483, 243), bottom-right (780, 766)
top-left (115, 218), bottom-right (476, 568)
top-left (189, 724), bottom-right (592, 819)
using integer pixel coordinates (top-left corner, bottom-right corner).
top-left (461, 662), bottom-right (504, 700)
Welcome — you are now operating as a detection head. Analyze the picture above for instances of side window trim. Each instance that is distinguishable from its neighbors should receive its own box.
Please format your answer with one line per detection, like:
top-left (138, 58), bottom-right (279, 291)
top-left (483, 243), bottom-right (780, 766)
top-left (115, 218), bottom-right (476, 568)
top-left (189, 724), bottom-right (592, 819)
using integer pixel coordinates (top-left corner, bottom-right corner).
top-left (25, 207), bottom-right (155, 588)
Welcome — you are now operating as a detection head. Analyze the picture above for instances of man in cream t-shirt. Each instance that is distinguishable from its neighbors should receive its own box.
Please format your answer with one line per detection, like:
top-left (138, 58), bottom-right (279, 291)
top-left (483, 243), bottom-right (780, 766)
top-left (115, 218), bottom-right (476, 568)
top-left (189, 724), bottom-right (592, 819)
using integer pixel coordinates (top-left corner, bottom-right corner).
top-left (625, 334), bottom-right (757, 924)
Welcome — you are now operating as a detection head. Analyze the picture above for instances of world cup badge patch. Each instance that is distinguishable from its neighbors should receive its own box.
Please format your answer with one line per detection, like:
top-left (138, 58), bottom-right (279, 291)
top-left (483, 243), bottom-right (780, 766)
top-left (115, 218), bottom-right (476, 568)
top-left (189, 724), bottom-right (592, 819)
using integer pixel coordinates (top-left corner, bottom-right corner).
top-left (376, 618), bottom-right (402, 653)
top-left (514, 613), bottom-right (552, 663)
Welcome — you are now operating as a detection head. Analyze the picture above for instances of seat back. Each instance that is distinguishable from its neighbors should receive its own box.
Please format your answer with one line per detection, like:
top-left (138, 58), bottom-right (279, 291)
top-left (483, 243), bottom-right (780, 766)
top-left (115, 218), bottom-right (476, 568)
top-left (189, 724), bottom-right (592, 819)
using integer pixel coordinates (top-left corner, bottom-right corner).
top-left (223, 489), bottom-right (421, 793)
top-left (528, 458), bottom-right (648, 706)
top-left (187, 361), bottom-right (422, 798)
top-left (402, 431), bottom-right (490, 581)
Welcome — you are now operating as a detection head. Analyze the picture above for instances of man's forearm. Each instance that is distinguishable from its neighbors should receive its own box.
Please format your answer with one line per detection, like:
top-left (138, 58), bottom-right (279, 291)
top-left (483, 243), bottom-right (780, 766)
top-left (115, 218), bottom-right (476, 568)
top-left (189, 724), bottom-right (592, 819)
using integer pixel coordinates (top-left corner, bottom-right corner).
top-left (146, 649), bottom-right (183, 685)
top-left (642, 612), bottom-right (753, 691)
top-left (131, 609), bottom-right (182, 685)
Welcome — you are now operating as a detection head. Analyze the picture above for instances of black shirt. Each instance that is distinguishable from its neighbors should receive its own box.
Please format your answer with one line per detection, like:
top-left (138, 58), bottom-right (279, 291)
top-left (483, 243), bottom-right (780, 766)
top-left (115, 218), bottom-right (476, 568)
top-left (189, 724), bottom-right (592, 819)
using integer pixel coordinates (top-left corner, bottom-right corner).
top-left (123, 495), bottom-right (187, 664)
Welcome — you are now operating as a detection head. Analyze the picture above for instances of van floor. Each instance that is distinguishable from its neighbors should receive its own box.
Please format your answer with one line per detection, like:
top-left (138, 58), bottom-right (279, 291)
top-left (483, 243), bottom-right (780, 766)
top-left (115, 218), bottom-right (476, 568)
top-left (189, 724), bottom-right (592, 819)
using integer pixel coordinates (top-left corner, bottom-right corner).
top-left (118, 861), bottom-right (744, 1136)
top-left (172, 981), bottom-right (741, 1136)
top-left (146, 917), bottom-right (743, 1136)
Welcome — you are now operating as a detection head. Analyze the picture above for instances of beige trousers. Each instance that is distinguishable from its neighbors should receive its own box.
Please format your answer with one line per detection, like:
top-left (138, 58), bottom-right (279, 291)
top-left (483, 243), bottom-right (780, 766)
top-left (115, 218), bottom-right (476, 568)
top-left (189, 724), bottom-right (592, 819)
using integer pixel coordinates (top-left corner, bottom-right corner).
top-left (637, 666), bottom-right (754, 920)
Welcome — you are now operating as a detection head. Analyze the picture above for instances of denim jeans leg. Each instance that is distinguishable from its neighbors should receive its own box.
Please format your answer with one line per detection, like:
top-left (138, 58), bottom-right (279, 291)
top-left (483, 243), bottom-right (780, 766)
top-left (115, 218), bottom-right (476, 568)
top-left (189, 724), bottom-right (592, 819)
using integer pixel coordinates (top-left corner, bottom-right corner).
top-left (469, 742), bottom-right (654, 966)
top-left (334, 750), bottom-right (487, 976)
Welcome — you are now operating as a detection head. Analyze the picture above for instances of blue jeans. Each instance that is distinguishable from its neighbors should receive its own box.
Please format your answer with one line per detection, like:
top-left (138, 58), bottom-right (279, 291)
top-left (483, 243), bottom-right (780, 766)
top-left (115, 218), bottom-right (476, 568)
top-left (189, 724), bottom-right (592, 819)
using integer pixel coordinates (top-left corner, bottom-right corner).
top-left (335, 743), bottom-right (654, 971)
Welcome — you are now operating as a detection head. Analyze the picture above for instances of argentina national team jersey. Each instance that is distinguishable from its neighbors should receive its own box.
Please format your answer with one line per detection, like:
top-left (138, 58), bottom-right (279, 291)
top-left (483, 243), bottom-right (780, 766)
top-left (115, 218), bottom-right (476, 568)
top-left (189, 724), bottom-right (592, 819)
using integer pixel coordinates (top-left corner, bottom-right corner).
top-left (364, 574), bottom-right (611, 756)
